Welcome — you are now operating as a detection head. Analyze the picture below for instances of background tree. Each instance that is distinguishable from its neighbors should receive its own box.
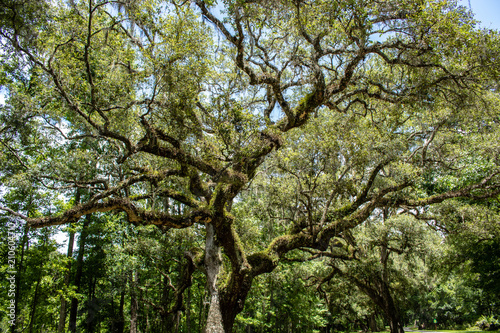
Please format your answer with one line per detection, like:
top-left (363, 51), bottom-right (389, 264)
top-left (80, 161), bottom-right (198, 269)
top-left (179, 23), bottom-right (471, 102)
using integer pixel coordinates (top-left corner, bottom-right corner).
top-left (322, 212), bottom-right (442, 333)
top-left (420, 200), bottom-right (500, 329)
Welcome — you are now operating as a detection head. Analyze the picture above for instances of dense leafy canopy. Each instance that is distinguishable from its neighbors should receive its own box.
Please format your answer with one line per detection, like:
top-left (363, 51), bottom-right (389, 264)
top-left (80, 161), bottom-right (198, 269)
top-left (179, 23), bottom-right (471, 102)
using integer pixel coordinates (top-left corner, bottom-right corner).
top-left (1, 0), bottom-right (500, 332)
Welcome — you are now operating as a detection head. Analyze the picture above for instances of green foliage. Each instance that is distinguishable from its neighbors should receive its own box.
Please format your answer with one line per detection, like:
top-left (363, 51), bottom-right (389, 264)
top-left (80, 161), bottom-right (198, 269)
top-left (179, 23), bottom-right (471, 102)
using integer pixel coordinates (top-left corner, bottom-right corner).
top-left (1, 0), bottom-right (500, 332)
top-left (475, 315), bottom-right (500, 331)
top-left (236, 261), bottom-right (329, 333)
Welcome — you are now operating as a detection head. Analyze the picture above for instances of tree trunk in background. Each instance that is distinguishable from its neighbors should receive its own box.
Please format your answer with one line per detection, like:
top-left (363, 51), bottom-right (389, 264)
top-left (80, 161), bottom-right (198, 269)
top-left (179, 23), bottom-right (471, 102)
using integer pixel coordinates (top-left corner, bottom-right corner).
top-left (381, 288), bottom-right (405, 333)
top-left (204, 223), bottom-right (224, 333)
top-left (198, 283), bottom-right (206, 333)
top-left (57, 230), bottom-right (74, 332)
top-left (356, 277), bottom-right (405, 333)
top-left (174, 311), bottom-right (181, 333)
top-left (110, 288), bottom-right (126, 333)
top-left (369, 313), bottom-right (378, 332)
top-left (69, 214), bottom-right (91, 333)
top-left (118, 289), bottom-right (126, 333)
top-left (86, 276), bottom-right (98, 333)
top-left (58, 190), bottom-right (80, 332)
top-left (378, 223), bottom-right (404, 333)
top-left (11, 223), bottom-right (29, 333)
top-left (160, 271), bottom-right (172, 332)
top-left (130, 270), bottom-right (139, 333)
top-left (186, 287), bottom-right (192, 333)
top-left (28, 270), bottom-right (42, 333)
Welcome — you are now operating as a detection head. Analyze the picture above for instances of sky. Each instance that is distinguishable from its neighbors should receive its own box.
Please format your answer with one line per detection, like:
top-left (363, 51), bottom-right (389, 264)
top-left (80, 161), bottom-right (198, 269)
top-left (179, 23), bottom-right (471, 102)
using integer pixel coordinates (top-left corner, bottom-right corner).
top-left (461, 0), bottom-right (500, 29)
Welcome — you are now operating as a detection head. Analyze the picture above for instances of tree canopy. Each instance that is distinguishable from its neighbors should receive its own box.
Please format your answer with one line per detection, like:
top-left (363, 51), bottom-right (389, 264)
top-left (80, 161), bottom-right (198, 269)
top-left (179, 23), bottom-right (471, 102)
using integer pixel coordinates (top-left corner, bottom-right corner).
top-left (1, 0), bottom-right (500, 332)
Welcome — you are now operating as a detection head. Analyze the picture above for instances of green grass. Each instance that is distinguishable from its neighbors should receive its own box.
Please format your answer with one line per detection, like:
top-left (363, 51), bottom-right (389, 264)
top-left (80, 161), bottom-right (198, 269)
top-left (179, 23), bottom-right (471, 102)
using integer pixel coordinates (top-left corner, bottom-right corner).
top-left (432, 331), bottom-right (484, 333)
top-left (351, 330), bottom-right (499, 333)
top-left (350, 327), bottom-right (500, 333)
top-left (344, 328), bottom-right (500, 333)
top-left (408, 330), bottom-right (499, 333)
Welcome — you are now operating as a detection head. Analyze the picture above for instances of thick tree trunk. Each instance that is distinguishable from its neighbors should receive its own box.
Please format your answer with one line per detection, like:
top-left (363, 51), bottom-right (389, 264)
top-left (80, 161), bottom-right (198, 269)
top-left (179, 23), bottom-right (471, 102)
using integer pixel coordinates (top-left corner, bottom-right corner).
top-left (204, 223), bottom-right (224, 333)
top-left (205, 292), bottom-right (223, 333)
top-left (219, 295), bottom-right (241, 333)
top-left (382, 291), bottom-right (404, 333)
top-left (386, 310), bottom-right (404, 333)
top-left (388, 317), bottom-right (405, 333)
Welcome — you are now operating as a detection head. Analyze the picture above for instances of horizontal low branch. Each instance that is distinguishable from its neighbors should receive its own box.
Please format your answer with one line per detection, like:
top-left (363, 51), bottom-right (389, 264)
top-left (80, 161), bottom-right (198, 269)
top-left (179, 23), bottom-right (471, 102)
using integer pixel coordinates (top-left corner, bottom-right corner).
top-left (2, 198), bottom-right (212, 229)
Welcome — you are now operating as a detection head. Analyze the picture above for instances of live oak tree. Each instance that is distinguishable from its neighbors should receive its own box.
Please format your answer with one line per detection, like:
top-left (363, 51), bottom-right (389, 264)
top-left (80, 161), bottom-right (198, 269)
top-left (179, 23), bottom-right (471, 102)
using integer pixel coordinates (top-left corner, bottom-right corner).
top-left (426, 200), bottom-right (500, 326)
top-left (1, 0), bottom-right (500, 332)
top-left (235, 81), bottom-right (500, 333)
top-left (324, 212), bottom-right (442, 333)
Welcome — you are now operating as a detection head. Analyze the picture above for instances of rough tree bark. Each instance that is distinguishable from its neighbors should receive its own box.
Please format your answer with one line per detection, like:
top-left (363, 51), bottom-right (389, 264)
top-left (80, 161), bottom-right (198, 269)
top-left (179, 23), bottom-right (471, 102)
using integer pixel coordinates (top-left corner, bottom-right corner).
top-left (204, 223), bottom-right (224, 333)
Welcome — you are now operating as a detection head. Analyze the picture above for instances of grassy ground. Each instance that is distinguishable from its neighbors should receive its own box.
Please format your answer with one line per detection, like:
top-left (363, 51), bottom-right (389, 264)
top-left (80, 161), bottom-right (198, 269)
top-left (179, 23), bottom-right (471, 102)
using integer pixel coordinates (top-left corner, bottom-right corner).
top-left (367, 329), bottom-right (499, 333)
top-left (408, 330), bottom-right (472, 332)
top-left (430, 331), bottom-right (490, 333)
top-left (406, 329), bottom-right (499, 333)
top-left (429, 331), bottom-right (497, 333)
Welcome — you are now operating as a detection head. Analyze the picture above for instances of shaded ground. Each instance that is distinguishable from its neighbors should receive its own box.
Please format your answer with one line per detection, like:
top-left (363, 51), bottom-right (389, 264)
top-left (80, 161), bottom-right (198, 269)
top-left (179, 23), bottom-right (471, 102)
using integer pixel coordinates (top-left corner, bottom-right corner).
top-left (405, 328), bottom-right (442, 333)
top-left (404, 329), bottom-right (494, 333)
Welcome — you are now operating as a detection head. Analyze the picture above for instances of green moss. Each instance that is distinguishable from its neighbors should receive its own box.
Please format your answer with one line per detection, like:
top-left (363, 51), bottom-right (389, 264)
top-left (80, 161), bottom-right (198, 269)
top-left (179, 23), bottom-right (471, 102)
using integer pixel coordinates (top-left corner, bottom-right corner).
top-left (294, 91), bottom-right (317, 122)
top-left (208, 183), bottom-right (224, 214)
top-left (248, 251), bottom-right (275, 271)
top-left (188, 247), bottom-right (205, 266)
top-left (298, 91), bottom-right (315, 109)
top-left (231, 225), bottom-right (245, 258)
top-left (328, 203), bottom-right (353, 220)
